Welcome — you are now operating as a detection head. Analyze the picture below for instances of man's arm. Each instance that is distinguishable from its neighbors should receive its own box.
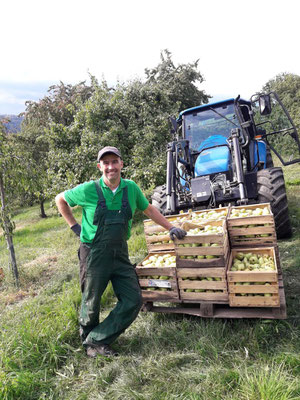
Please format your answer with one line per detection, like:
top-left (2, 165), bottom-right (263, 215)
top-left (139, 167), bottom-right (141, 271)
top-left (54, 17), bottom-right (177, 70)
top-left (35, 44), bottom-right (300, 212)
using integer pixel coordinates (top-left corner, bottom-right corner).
top-left (55, 192), bottom-right (78, 227)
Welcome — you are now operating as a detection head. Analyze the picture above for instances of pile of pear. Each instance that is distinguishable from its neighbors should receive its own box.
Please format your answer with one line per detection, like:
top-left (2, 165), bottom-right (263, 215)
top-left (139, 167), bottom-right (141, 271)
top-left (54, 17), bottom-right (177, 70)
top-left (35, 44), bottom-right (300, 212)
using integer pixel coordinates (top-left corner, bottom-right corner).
top-left (141, 253), bottom-right (176, 269)
top-left (186, 225), bottom-right (223, 235)
top-left (190, 209), bottom-right (227, 223)
top-left (230, 206), bottom-right (270, 218)
top-left (230, 252), bottom-right (276, 272)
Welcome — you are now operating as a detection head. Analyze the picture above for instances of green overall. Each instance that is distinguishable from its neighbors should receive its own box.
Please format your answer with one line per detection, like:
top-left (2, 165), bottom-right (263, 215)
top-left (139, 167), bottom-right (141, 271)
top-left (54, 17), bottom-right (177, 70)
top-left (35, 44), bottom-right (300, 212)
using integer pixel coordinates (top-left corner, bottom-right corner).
top-left (79, 181), bottom-right (142, 347)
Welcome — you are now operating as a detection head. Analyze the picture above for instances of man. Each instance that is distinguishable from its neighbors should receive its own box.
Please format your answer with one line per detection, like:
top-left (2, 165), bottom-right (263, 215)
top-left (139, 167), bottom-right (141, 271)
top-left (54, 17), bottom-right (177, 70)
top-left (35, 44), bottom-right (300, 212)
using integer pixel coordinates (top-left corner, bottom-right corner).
top-left (55, 146), bottom-right (186, 358)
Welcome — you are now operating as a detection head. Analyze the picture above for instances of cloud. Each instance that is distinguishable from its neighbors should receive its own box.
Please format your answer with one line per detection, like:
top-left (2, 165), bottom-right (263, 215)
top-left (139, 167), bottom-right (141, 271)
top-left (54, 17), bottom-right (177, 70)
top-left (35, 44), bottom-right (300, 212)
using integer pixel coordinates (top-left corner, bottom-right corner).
top-left (0, 81), bottom-right (53, 114)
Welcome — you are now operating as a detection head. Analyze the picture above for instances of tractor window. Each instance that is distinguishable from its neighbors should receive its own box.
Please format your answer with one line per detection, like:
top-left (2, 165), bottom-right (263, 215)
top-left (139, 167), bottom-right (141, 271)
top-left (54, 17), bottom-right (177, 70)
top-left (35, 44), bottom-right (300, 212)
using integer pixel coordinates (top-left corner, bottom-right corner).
top-left (184, 103), bottom-right (240, 151)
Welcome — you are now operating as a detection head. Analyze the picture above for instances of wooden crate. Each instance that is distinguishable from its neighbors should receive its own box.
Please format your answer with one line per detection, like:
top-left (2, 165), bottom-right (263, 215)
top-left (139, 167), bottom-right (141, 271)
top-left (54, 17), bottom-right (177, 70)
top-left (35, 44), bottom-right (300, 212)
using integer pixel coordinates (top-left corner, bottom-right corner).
top-left (177, 267), bottom-right (228, 302)
top-left (188, 206), bottom-right (229, 224)
top-left (227, 247), bottom-right (279, 307)
top-left (227, 203), bottom-right (277, 247)
top-left (136, 252), bottom-right (179, 301)
top-left (144, 225), bottom-right (175, 252)
top-left (143, 212), bottom-right (190, 229)
top-left (174, 220), bottom-right (230, 268)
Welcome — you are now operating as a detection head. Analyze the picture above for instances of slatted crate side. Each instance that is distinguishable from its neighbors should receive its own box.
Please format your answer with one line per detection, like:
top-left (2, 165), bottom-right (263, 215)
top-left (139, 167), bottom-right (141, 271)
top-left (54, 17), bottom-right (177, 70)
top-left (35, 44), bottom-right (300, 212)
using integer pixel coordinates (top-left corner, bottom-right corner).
top-left (228, 282), bottom-right (279, 294)
top-left (177, 266), bottom-right (228, 302)
top-left (180, 291), bottom-right (229, 302)
top-left (177, 267), bottom-right (226, 279)
top-left (229, 293), bottom-right (280, 308)
top-left (228, 227), bottom-right (276, 247)
top-left (145, 233), bottom-right (175, 252)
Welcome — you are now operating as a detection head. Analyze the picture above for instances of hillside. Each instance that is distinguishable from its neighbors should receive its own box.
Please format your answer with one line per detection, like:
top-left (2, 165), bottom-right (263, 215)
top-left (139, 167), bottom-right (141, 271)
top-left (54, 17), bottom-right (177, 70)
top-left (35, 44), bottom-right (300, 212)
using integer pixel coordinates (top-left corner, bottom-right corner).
top-left (0, 114), bottom-right (23, 132)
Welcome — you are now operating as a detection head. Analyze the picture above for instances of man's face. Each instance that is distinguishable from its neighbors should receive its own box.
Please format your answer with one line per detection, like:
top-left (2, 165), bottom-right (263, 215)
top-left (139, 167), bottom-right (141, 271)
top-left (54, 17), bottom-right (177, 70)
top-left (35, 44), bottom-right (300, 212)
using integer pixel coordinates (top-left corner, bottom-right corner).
top-left (97, 153), bottom-right (123, 184)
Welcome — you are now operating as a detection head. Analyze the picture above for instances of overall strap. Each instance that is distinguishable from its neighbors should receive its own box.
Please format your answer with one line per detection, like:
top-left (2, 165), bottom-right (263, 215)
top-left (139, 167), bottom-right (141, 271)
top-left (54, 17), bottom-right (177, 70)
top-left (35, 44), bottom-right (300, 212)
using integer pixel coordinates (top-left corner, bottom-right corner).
top-left (121, 185), bottom-right (129, 209)
top-left (94, 181), bottom-right (107, 209)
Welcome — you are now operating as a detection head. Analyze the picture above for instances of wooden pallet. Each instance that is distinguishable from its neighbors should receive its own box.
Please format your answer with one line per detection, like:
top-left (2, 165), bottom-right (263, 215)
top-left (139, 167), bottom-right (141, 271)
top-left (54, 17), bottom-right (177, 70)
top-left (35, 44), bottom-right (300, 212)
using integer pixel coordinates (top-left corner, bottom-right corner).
top-left (141, 265), bottom-right (287, 319)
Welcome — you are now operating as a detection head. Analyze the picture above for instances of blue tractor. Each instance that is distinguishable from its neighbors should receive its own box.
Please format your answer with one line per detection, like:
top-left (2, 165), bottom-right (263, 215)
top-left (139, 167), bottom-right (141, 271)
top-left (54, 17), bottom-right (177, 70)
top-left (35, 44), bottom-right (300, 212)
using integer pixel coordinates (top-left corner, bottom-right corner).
top-left (151, 92), bottom-right (300, 239)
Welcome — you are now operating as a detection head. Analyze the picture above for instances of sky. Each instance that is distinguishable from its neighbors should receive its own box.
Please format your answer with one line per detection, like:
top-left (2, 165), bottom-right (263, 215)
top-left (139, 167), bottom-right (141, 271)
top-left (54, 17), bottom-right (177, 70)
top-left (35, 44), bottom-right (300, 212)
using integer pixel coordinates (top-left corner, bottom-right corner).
top-left (1, 0), bottom-right (300, 115)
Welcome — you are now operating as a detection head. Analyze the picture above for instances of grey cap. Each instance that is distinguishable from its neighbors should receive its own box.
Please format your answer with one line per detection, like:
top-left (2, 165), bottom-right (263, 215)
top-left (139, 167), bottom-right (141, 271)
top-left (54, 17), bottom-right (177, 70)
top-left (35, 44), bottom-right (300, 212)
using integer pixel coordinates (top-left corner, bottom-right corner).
top-left (97, 146), bottom-right (122, 162)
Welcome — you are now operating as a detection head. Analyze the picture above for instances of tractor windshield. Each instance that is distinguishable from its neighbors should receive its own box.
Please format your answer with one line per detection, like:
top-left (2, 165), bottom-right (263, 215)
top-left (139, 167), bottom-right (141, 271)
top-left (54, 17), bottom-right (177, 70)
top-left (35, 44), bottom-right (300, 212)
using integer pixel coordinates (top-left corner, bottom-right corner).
top-left (184, 103), bottom-right (240, 151)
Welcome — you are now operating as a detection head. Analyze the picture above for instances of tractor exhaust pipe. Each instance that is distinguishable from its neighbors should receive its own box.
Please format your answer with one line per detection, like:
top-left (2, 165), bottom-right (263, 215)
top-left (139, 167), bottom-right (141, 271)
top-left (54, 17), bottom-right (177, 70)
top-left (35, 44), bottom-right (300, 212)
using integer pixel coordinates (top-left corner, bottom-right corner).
top-left (166, 142), bottom-right (176, 213)
top-left (230, 128), bottom-right (248, 204)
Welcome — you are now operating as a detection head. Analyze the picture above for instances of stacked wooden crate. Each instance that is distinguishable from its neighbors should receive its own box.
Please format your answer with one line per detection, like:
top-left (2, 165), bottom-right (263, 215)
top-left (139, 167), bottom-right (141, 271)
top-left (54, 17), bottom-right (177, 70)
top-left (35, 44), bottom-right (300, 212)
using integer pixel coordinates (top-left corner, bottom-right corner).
top-left (227, 203), bottom-right (276, 247)
top-left (227, 247), bottom-right (280, 307)
top-left (174, 219), bottom-right (230, 302)
top-left (137, 212), bottom-right (187, 302)
top-left (226, 203), bottom-right (280, 307)
top-left (136, 252), bottom-right (179, 301)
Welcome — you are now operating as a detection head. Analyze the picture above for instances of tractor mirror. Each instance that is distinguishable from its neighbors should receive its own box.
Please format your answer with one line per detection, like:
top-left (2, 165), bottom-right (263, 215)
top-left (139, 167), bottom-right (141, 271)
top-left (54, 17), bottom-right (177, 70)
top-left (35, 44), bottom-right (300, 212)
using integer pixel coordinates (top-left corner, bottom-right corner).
top-left (259, 94), bottom-right (272, 116)
top-left (169, 116), bottom-right (178, 134)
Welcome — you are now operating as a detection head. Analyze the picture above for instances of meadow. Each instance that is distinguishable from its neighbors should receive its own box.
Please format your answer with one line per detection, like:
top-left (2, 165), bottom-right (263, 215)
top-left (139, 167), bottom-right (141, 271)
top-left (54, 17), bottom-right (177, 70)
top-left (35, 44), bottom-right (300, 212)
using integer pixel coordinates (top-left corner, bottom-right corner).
top-left (0, 165), bottom-right (299, 399)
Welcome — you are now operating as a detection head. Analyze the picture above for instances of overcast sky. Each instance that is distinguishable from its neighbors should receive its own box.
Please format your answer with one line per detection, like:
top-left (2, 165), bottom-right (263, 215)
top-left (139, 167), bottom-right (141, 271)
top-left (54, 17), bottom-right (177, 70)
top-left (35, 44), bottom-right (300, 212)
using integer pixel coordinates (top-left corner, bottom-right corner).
top-left (1, 0), bottom-right (300, 115)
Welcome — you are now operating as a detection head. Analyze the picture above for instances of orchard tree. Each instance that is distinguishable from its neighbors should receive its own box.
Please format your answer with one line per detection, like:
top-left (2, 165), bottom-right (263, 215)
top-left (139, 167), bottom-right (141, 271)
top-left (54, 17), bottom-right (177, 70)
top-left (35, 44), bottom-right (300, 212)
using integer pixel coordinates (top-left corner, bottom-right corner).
top-left (20, 81), bottom-right (94, 212)
top-left (45, 51), bottom-right (211, 194)
top-left (0, 121), bottom-right (21, 286)
top-left (260, 73), bottom-right (300, 159)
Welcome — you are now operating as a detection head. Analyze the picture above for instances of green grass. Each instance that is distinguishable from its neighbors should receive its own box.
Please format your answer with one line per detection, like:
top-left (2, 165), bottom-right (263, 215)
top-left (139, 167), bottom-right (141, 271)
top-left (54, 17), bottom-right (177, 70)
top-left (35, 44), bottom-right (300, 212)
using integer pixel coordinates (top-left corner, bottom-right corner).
top-left (0, 187), bottom-right (300, 400)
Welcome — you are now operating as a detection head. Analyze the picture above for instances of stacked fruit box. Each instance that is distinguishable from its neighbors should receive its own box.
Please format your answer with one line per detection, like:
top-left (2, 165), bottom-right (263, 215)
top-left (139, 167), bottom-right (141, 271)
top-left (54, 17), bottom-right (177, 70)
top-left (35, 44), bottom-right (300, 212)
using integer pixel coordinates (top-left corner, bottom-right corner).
top-left (175, 220), bottom-right (229, 268)
top-left (227, 247), bottom-right (279, 307)
top-left (174, 220), bottom-right (229, 302)
top-left (136, 252), bottom-right (179, 301)
top-left (227, 203), bottom-right (276, 247)
top-left (144, 225), bottom-right (175, 252)
top-left (177, 267), bottom-right (228, 301)
top-left (143, 212), bottom-right (190, 252)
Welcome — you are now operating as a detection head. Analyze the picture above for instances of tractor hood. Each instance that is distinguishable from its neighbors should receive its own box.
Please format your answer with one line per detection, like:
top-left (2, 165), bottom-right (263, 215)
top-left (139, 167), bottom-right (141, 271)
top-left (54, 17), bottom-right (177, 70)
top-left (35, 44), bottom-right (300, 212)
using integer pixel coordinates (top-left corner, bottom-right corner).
top-left (194, 135), bottom-right (230, 176)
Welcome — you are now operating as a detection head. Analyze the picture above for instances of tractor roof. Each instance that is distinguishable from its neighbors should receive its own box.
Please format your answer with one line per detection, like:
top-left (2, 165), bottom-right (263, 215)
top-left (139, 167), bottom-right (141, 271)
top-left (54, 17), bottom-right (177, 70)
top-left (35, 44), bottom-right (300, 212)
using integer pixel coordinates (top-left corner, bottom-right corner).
top-left (177, 97), bottom-right (249, 122)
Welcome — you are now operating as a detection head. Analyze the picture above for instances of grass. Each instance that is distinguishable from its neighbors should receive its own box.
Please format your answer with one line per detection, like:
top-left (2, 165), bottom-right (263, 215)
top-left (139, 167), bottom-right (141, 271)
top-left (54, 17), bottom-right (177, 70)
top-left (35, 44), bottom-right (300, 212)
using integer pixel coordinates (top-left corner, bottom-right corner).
top-left (0, 177), bottom-right (300, 399)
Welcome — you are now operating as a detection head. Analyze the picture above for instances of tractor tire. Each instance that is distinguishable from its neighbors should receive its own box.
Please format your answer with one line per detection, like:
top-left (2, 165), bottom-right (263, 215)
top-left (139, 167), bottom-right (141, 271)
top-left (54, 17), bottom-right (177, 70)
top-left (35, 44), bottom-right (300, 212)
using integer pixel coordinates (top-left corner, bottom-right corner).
top-left (151, 185), bottom-right (167, 214)
top-left (257, 167), bottom-right (292, 239)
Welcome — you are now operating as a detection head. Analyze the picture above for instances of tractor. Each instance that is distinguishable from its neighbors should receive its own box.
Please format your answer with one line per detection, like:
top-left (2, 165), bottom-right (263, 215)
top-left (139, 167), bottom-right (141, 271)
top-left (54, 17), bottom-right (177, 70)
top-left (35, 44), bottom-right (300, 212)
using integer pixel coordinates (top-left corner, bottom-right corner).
top-left (151, 92), bottom-right (300, 239)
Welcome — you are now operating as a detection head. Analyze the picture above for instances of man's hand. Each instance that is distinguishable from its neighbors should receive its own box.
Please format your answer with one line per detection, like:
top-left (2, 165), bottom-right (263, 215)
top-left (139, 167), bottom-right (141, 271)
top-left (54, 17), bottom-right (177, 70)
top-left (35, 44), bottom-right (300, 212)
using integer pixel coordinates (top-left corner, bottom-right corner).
top-left (71, 223), bottom-right (81, 237)
top-left (169, 226), bottom-right (187, 240)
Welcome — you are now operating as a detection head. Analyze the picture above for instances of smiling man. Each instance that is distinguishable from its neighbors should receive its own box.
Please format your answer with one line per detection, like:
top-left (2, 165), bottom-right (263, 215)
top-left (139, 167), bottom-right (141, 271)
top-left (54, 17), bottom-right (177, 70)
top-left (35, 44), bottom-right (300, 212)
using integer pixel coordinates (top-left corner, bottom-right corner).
top-left (55, 146), bottom-right (186, 358)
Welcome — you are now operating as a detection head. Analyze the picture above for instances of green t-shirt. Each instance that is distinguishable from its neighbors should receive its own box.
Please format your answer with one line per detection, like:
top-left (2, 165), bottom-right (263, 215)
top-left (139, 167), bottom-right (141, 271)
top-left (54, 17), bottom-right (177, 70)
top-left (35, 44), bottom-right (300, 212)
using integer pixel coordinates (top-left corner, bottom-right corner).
top-left (64, 177), bottom-right (149, 243)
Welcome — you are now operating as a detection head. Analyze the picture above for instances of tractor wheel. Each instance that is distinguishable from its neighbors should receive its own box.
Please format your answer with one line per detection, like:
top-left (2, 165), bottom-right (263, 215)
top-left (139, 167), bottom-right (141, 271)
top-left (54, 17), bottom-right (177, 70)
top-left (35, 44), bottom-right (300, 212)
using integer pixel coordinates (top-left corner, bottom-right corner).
top-left (151, 185), bottom-right (167, 214)
top-left (257, 167), bottom-right (292, 239)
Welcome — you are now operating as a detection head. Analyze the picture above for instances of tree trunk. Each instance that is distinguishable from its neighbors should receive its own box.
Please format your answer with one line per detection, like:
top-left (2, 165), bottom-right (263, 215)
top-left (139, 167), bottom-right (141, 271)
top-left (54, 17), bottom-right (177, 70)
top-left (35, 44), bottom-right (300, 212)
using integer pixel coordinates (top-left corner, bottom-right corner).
top-left (0, 173), bottom-right (19, 287)
top-left (40, 198), bottom-right (47, 218)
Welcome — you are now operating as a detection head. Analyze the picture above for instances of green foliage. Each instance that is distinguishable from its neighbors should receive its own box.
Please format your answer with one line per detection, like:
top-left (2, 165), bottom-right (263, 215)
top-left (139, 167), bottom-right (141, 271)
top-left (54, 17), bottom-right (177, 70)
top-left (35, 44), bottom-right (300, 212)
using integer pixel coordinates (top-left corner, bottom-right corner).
top-left (258, 73), bottom-right (300, 161)
top-left (39, 51), bottom-right (210, 196)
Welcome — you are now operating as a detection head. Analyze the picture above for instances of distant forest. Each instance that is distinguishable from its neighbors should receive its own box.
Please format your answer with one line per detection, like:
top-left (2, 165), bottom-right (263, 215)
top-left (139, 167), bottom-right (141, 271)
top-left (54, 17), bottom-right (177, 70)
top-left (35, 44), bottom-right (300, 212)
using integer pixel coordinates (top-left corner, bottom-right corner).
top-left (0, 114), bottom-right (23, 132)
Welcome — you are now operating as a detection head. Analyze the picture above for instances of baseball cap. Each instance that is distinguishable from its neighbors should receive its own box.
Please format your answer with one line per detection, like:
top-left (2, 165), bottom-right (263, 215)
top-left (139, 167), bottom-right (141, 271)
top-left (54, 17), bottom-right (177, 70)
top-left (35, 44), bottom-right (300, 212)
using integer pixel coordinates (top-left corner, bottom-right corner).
top-left (97, 146), bottom-right (122, 162)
